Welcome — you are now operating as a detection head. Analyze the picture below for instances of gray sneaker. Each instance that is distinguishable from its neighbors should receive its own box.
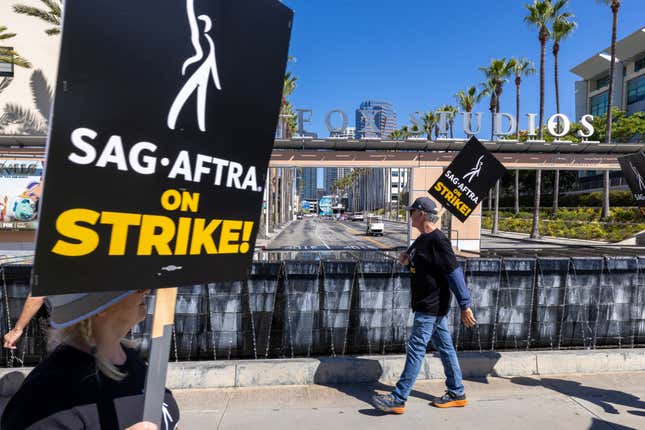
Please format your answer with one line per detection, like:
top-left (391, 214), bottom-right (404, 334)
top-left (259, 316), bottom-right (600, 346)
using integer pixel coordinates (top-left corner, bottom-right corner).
top-left (371, 394), bottom-right (406, 414)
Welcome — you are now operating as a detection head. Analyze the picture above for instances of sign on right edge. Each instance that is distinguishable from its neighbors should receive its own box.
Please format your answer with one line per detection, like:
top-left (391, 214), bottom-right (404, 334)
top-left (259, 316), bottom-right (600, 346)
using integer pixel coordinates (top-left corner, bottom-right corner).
top-left (428, 136), bottom-right (507, 223)
top-left (618, 152), bottom-right (645, 217)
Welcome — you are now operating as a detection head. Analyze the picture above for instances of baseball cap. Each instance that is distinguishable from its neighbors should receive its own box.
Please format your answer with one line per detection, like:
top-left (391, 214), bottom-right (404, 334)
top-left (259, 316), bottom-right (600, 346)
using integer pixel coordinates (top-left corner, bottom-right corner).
top-left (405, 196), bottom-right (438, 214)
top-left (47, 291), bottom-right (136, 329)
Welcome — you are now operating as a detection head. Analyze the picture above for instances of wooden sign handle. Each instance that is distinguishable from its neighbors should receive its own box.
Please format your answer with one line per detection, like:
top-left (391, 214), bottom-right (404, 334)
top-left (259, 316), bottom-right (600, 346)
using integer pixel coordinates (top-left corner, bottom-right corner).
top-left (142, 287), bottom-right (178, 426)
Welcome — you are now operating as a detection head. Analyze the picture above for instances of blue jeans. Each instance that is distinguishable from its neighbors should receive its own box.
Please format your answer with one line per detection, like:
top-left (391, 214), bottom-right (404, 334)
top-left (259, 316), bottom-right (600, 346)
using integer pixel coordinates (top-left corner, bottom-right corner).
top-left (391, 312), bottom-right (464, 403)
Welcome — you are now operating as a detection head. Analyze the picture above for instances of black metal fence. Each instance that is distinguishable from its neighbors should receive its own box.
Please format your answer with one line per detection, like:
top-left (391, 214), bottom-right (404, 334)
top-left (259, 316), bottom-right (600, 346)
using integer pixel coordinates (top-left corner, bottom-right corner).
top-left (1, 255), bottom-right (644, 367)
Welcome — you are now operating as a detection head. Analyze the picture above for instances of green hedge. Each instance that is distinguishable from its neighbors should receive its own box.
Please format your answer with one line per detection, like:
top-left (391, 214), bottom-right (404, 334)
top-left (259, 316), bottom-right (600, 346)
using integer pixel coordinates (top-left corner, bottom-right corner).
top-left (482, 208), bottom-right (645, 242)
top-left (496, 190), bottom-right (636, 208)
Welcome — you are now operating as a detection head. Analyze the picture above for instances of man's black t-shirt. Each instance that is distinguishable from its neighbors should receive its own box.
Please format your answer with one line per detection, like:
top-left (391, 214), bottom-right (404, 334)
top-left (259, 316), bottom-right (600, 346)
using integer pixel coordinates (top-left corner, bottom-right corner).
top-left (408, 229), bottom-right (459, 315)
top-left (1, 344), bottom-right (180, 429)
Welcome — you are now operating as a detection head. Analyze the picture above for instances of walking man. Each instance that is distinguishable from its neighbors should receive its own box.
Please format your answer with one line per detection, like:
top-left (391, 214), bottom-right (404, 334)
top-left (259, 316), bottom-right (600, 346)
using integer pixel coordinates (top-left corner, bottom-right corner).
top-left (372, 196), bottom-right (476, 414)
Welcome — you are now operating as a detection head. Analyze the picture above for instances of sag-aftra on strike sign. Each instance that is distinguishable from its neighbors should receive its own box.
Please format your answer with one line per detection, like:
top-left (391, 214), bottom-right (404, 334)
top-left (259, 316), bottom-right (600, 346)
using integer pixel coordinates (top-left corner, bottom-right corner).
top-left (32, 0), bottom-right (293, 295)
top-left (429, 137), bottom-right (507, 223)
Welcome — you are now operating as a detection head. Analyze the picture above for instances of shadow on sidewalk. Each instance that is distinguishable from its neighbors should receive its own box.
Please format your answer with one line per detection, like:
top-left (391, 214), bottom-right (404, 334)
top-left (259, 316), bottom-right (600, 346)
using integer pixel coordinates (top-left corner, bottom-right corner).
top-left (511, 376), bottom-right (644, 430)
top-left (312, 357), bottom-right (442, 416)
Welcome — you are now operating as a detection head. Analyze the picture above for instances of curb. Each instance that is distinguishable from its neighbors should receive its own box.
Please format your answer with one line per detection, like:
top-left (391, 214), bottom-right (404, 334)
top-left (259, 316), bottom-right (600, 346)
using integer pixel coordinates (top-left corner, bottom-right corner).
top-left (165, 349), bottom-right (645, 389)
top-left (1, 349), bottom-right (643, 392)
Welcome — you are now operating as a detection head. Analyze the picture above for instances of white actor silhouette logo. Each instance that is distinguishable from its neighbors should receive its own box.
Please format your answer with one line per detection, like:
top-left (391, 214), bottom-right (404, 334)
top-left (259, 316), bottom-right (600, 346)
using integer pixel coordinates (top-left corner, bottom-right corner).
top-left (463, 155), bottom-right (484, 184)
top-left (630, 162), bottom-right (645, 191)
top-left (167, 0), bottom-right (222, 132)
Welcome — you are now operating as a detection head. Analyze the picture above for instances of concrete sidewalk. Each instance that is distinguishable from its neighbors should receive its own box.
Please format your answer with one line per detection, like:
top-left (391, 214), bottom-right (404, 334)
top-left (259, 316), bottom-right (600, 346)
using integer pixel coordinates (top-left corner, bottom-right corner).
top-left (174, 371), bottom-right (645, 429)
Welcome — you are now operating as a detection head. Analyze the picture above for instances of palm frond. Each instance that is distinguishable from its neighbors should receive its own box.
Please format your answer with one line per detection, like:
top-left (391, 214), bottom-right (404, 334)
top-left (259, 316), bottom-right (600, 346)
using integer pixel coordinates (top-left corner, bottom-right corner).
top-left (0, 77), bottom-right (13, 93)
top-left (0, 47), bottom-right (32, 68)
top-left (0, 102), bottom-right (47, 134)
top-left (12, 5), bottom-right (59, 25)
top-left (29, 69), bottom-right (53, 121)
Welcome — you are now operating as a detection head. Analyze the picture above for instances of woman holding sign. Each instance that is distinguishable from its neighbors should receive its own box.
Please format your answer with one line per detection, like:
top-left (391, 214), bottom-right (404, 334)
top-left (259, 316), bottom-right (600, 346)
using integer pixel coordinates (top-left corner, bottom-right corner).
top-left (1, 290), bottom-right (179, 429)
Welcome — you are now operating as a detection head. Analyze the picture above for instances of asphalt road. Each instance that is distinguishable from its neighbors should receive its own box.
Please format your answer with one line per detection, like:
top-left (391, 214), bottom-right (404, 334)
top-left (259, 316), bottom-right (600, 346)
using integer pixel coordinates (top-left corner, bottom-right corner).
top-left (267, 217), bottom-right (408, 250)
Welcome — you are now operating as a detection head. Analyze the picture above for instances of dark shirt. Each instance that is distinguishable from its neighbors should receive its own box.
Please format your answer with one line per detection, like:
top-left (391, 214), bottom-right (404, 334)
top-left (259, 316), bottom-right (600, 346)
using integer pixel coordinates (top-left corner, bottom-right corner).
top-left (1, 344), bottom-right (180, 429)
top-left (408, 229), bottom-right (459, 315)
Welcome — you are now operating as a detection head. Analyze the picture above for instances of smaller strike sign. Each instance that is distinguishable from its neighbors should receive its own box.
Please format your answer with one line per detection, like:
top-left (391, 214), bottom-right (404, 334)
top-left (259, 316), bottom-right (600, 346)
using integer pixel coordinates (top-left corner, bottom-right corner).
top-left (617, 152), bottom-right (645, 217)
top-left (428, 137), bottom-right (507, 222)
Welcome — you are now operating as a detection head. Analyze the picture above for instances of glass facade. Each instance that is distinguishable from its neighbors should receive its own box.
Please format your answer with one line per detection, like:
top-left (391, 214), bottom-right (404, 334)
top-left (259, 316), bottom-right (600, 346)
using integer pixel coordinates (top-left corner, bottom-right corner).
top-left (355, 100), bottom-right (398, 138)
top-left (635, 57), bottom-right (645, 73)
top-left (595, 75), bottom-right (610, 90)
top-left (627, 75), bottom-right (645, 105)
top-left (590, 91), bottom-right (608, 116)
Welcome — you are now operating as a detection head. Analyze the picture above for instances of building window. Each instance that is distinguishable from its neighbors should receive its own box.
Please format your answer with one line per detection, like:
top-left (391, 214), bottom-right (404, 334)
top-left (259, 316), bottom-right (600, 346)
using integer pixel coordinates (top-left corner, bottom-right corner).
top-left (595, 75), bottom-right (610, 90)
top-left (635, 57), bottom-right (645, 73)
top-left (627, 75), bottom-right (645, 105)
top-left (0, 46), bottom-right (15, 77)
top-left (590, 91), bottom-right (608, 116)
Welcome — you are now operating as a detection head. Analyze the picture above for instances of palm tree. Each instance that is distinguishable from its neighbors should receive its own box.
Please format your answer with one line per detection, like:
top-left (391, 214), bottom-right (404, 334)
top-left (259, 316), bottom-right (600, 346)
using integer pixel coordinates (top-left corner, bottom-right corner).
top-left (455, 85), bottom-right (488, 138)
top-left (281, 69), bottom-right (297, 138)
top-left (525, 0), bottom-right (566, 238)
top-left (525, 0), bottom-right (566, 140)
top-left (551, 5), bottom-right (575, 216)
top-left (511, 58), bottom-right (536, 140)
top-left (530, 169), bottom-right (542, 238)
top-left (597, 0), bottom-right (620, 145)
top-left (422, 112), bottom-right (437, 140)
top-left (551, 8), bottom-right (575, 128)
top-left (454, 86), bottom-right (487, 113)
top-left (597, 0), bottom-right (621, 219)
top-left (0, 26), bottom-right (31, 69)
top-left (514, 170), bottom-right (520, 215)
top-left (480, 58), bottom-right (516, 114)
top-left (13, 0), bottom-right (61, 36)
top-left (481, 78), bottom-right (497, 140)
top-left (439, 104), bottom-right (459, 138)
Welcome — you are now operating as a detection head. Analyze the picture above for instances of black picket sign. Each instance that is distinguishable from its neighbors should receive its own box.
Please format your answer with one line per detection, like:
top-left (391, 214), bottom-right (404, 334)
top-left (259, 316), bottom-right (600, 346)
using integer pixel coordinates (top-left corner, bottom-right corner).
top-left (428, 137), bottom-right (507, 223)
top-left (618, 152), bottom-right (645, 217)
top-left (32, 0), bottom-right (293, 295)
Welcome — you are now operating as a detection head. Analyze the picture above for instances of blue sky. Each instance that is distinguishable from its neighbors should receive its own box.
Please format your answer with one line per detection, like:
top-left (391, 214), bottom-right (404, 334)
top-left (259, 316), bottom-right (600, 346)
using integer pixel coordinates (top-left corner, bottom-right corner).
top-left (281, 0), bottom-right (643, 140)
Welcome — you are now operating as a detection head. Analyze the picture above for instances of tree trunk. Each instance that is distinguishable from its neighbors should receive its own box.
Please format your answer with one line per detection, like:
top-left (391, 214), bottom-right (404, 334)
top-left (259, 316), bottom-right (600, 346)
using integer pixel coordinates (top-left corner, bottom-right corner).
top-left (602, 170), bottom-right (610, 218)
top-left (490, 94), bottom-right (496, 141)
top-left (396, 168), bottom-right (401, 220)
top-left (515, 78), bottom-right (521, 140)
top-left (552, 169), bottom-right (560, 216)
top-left (514, 170), bottom-right (520, 215)
top-left (539, 34), bottom-right (546, 140)
top-left (492, 180), bottom-right (500, 234)
top-left (554, 44), bottom-right (561, 134)
top-left (606, 5), bottom-right (619, 144)
top-left (530, 169), bottom-right (541, 239)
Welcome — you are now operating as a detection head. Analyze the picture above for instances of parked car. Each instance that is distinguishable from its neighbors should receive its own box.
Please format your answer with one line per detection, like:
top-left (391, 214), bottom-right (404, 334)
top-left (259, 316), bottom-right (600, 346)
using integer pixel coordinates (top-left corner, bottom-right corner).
top-left (366, 216), bottom-right (384, 236)
top-left (296, 212), bottom-right (303, 220)
top-left (351, 212), bottom-right (364, 221)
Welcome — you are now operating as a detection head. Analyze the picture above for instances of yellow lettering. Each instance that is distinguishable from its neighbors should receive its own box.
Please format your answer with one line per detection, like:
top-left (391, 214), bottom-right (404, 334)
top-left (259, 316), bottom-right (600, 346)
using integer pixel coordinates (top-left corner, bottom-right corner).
top-left (100, 212), bottom-right (142, 255)
top-left (190, 218), bottom-right (222, 254)
top-left (52, 209), bottom-right (100, 256)
top-left (174, 217), bottom-right (192, 255)
top-left (219, 220), bottom-right (243, 254)
top-left (137, 215), bottom-right (176, 255)
top-left (181, 191), bottom-right (200, 212)
top-left (160, 189), bottom-right (182, 211)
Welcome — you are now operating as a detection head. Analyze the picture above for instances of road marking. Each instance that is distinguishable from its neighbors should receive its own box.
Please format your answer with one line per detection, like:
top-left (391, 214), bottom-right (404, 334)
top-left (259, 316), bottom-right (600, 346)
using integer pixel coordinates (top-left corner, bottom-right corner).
top-left (338, 222), bottom-right (390, 249)
top-left (314, 220), bottom-right (331, 249)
